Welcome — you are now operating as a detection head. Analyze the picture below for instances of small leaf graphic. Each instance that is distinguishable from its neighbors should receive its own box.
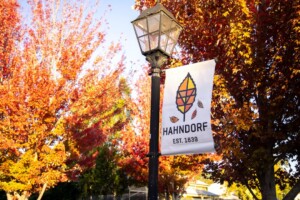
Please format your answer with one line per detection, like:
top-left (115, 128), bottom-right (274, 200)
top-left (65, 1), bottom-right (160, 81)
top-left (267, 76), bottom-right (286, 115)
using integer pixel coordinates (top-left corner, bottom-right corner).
top-left (176, 73), bottom-right (197, 122)
top-left (198, 100), bottom-right (204, 108)
top-left (191, 109), bottom-right (197, 120)
top-left (170, 116), bottom-right (179, 123)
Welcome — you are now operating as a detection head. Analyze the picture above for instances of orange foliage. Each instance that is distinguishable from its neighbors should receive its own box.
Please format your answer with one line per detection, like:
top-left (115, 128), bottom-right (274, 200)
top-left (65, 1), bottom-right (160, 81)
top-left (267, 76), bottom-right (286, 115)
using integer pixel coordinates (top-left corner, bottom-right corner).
top-left (0, 0), bottom-right (128, 199)
top-left (0, 0), bottom-right (20, 84)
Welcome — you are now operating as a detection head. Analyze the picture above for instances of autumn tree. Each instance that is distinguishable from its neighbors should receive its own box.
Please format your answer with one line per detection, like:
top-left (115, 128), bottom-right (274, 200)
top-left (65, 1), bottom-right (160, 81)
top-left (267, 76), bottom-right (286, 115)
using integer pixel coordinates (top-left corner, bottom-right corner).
top-left (134, 1), bottom-right (300, 200)
top-left (0, 0), bottom-right (130, 199)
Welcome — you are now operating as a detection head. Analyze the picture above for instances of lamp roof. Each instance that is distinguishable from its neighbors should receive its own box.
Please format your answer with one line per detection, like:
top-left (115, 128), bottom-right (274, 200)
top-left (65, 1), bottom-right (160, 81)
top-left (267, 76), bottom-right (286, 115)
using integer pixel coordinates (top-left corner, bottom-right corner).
top-left (132, 3), bottom-right (177, 23)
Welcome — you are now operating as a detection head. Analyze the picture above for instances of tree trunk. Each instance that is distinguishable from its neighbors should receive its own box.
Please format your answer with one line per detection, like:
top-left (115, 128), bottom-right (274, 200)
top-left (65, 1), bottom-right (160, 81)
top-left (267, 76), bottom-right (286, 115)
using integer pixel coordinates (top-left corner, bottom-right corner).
top-left (6, 191), bottom-right (29, 200)
top-left (258, 161), bottom-right (277, 200)
top-left (6, 193), bottom-right (13, 200)
top-left (165, 187), bottom-right (170, 200)
top-left (171, 192), bottom-right (177, 200)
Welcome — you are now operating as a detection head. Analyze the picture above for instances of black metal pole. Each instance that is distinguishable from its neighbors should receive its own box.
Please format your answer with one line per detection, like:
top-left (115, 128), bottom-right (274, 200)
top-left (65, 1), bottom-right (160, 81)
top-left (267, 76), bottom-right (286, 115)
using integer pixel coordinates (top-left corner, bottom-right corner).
top-left (148, 71), bottom-right (160, 200)
top-left (146, 52), bottom-right (168, 200)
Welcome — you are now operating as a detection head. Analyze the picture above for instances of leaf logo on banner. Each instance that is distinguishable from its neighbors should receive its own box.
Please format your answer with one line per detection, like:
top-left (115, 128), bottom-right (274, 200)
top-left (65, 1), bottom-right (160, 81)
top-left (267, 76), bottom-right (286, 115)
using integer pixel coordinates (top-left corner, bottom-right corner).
top-left (170, 116), bottom-right (179, 123)
top-left (176, 73), bottom-right (197, 122)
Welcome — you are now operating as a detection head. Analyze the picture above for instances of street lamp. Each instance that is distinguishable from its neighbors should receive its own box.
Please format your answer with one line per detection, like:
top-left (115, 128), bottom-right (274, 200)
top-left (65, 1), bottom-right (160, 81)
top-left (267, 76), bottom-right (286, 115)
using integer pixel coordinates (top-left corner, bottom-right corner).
top-left (132, 2), bottom-right (182, 200)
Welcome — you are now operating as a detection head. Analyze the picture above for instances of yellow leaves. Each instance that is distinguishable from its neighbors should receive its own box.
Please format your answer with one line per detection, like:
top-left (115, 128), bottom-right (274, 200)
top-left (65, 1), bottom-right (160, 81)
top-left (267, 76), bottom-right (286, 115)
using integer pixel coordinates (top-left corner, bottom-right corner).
top-left (223, 11), bottom-right (230, 17)
top-left (232, 68), bottom-right (241, 75)
top-left (275, 55), bottom-right (283, 62)
top-left (238, 0), bottom-right (250, 17)
top-left (244, 59), bottom-right (253, 65)
top-left (243, 31), bottom-right (250, 38)
top-left (0, 180), bottom-right (32, 193)
top-left (232, 102), bottom-right (255, 132)
top-left (241, 79), bottom-right (248, 87)
top-left (239, 51), bottom-right (251, 59)
top-left (40, 143), bottom-right (66, 167)
top-left (292, 68), bottom-right (300, 75)
top-left (93, 55), bottom-right (103, 65)
top-left (228, 19), bottom-right (253, 64)
top-left (0, 150), bottom-right (40, 191)
top-left (213, 74), bottom-right (256, 132)
top-left (51, 119), bottom-right (65, 136)
top-left (213, 75), bottom-right (231, 99)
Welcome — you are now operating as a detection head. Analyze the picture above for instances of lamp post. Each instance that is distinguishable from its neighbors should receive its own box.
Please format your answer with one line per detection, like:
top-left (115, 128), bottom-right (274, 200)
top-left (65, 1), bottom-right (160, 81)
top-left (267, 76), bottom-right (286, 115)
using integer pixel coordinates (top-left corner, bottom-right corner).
top-left (132, 2), bottom-right (182, 200)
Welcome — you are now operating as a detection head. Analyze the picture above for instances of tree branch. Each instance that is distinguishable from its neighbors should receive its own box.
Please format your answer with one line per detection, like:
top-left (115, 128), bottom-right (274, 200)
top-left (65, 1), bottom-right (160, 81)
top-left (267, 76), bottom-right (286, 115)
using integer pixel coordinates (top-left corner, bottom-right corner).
top-left (241, 173), bottom-right (261, 200)
top-left (244, 182), bottom-right (260, 200)
top-left (37, 183), bottom-right (48, 200)
top-left (283, 180), bottom-right (300, 200)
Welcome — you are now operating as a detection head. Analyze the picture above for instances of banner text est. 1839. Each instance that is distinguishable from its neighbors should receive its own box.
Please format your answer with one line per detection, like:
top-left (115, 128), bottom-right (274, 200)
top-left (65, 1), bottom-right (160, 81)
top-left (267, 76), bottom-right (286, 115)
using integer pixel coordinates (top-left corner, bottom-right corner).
top-left (173, 137), bottom-right (199, 144)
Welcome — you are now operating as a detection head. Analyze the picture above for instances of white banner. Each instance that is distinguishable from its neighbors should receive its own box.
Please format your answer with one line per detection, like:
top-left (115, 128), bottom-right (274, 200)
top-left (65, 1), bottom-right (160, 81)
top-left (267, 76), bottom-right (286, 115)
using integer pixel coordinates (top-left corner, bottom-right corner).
top-left (161, 60), bottom-right (216, 155)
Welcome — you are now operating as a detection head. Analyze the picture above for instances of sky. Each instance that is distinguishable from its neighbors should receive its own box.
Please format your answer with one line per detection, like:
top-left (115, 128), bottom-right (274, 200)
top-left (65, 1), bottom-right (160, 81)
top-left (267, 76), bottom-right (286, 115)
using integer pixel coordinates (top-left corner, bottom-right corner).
top-left (19, 0), bottom-right (147, 73)
top-left (100, 0), bottom-right (147, 68)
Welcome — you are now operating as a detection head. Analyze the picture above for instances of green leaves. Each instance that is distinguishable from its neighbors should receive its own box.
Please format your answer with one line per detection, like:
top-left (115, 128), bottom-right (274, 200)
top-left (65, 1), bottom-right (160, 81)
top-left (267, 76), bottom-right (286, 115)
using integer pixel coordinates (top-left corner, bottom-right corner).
top-left (78, 144), bottom-right (129, 198)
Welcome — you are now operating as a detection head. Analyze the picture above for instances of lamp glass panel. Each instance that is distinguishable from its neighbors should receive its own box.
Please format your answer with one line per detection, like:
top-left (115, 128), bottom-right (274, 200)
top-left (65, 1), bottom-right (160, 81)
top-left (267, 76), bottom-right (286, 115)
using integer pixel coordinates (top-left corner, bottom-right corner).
top-left (166, 39), bottom-right (175, 55)
top-left (133, 18), bottom-right (148, 37)
top-left (159, 33), bottom-right (168, 52)
top-left (147, 13), bottom-right (160, 33)
top-left (169, 23), bottom-right (182, 41)
top-left (149, 31), bottom-right (159, 50)
top-left (160, 12), bottom-right (172, 33)
top-left (138, 35), bottom-right (150, 52)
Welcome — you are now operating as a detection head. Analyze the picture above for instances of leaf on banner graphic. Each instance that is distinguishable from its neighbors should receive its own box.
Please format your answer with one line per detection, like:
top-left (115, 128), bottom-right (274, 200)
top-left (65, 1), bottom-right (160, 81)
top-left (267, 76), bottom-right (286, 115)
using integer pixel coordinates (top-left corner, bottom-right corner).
top-left (191, 109), bottom-right (197, 120)
top-left (198, 100), bottom-right (204, 108)
top-left (170, 116), bottom-right (179, 123)
top-left (176, 73), bottom-right (197, 122)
